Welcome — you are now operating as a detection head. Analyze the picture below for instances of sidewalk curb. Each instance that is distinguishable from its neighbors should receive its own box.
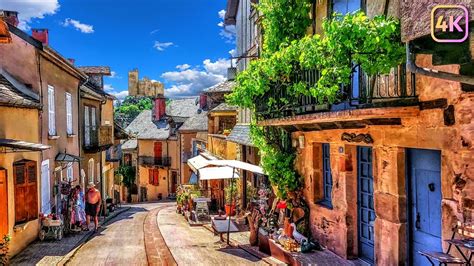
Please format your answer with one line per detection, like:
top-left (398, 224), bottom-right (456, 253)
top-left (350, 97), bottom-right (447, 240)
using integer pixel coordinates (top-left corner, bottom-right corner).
top-left (57, 206), bottom-right (131, 265)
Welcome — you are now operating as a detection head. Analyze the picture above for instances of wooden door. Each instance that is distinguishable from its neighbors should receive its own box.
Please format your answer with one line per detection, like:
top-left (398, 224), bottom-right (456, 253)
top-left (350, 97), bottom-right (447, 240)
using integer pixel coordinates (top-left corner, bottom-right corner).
top-left (408, 149), bottom-right (442, 266)
top-left (14, 161), bottom-right (38, 224)
top-left (357, 146), bottom-right (375, 265)
top-left (171, 171), bottom-right (177, 193)
top-left (0, 169), bottom-right (8, 236)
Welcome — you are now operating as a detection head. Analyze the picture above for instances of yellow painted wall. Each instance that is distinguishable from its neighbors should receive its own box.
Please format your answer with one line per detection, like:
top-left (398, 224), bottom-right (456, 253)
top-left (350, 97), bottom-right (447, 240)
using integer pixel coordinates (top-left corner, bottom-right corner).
top-left (137, 139), bottom-right (179, 200)
top-left (0, 107), bottom-right (41, 257)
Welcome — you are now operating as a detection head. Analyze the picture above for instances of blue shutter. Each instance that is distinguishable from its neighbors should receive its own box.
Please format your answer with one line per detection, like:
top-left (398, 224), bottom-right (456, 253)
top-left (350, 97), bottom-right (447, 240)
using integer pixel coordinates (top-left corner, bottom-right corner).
top-left (321, 143), bottom-right (333, 208)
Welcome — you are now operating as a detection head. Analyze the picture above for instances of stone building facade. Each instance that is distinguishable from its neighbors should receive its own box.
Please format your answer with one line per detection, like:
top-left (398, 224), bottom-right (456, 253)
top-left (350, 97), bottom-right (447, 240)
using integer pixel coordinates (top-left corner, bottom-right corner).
top-left (128, 69), bottom-right (164, 97)
top-left (226, 0), bottom-right (474, 265)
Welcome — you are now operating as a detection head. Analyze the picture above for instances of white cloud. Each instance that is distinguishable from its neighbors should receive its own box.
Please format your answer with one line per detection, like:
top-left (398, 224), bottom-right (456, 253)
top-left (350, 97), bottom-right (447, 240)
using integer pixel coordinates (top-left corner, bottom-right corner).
top-left (109, 71), bottom-right (121, 79)
top-left (62, 18), bottom-right (94, 33)
top-left (203, 58), bottom-right (229, 76)
top-left (218, 10), bottom-right (226, 20)
top-left (229, 49), bottom-right (237, 57)
top-left (104, 84), bottom-right (114, 91)
top-left (2, 0), bottom-right (60, 30)
top-left (111, 90), bottom-right (129, 101)
top-left (154, 41), bottom-right (174, 51)
top-left (150, 29), bottom-right (159, 35)
top-left (161, 58), bottom-right (230, 97)
top-left (176, 64), bottom-right (190, 71)
top-left (217, 10), bottom-right (236, 43)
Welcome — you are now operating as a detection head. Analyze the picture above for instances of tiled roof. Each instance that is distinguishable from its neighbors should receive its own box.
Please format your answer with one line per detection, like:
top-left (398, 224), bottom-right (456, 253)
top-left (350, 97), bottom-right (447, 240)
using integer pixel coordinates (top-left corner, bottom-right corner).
top-left (179, 111), bottom-right (208, 132)
top-left (125, 110), bottom-right (170, 140)
top-left (77, 66), bottom-right (111, 75)
top-left (210, 102), bottom-right (238, 112)
top-left (227, 124), bottom-right (253, 146)
top-left (121, 139), bottom-right (137, 150)
top-left (0, 71), bottom-right (40, 109)
top-left (203, 81), bottom-right (235, 94)
top-left (166, 97), bottom-right (200, 118)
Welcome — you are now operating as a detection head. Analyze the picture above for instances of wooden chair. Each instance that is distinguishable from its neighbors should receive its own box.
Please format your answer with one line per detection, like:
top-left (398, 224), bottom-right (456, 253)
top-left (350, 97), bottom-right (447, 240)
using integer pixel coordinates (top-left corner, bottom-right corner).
top-left (419, 222), bottom-right (474, 265)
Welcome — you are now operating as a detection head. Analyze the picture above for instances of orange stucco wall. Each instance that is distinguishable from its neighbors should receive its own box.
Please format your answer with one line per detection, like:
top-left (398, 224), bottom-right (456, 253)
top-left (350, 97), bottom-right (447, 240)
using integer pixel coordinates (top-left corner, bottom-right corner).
top-left (0, 106), bottom-right (41, 257)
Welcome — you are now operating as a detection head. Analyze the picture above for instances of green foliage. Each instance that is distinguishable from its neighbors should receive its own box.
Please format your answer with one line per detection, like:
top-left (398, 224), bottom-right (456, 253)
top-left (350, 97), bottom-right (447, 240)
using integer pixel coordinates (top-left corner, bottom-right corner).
top-left (225, 181), bottom-right (239, 203)
top-left (0, 235), bottom-right (10, 265)
top-left (226, 10), bottom-right (405, 198)
top-left (258, 0), bottom-right (312, 54)
top-left (250, 125), bottom-right (301, 199)
top-left (116, 165), bottom-right (136, 189)
top-left (114, 96), bottom-right (153, 127)
top-left (226, 11), bottom-right (405, 111)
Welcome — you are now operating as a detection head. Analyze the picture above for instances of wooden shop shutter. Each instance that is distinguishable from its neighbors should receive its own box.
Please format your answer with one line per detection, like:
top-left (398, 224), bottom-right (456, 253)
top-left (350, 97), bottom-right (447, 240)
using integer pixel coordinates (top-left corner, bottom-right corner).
top-left (154, 142), bottom-right (162, 159)
top-left (148, 169), bottom-right (159, 186)
top-left (14, 161), bottom-right (38, 224)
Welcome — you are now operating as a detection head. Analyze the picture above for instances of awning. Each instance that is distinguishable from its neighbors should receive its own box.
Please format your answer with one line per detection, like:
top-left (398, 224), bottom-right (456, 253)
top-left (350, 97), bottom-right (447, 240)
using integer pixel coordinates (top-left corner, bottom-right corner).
top-left (0, 138), bottom-right (50, 152)
top-left (187, 154), bottom-right (211, 173)
top-left (189, 172), bottom-right (198, 185)
top-left (55, 153), bottom-right (81, 162)
top-left (207, 160), bottom-right (264, 175)
top-left (198, 166), bottom-right (239, 180)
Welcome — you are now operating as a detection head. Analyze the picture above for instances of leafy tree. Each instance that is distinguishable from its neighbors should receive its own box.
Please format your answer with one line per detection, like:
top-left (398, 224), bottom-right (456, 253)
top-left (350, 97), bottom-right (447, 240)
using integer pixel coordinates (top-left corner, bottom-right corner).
top-left (114, 96), bottom-right (153, 127)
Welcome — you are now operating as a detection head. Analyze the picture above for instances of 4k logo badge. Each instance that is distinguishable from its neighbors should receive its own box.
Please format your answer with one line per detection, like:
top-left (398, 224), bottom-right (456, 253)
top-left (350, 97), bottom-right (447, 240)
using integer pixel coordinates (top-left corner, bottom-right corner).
top-left (431, 5), bottom-right (469, 43)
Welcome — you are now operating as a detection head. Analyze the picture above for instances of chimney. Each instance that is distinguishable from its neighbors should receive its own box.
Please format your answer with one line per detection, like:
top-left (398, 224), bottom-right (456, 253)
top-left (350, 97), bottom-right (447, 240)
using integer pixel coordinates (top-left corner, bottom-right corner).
top-left (1, 10), bottom-right (19, 27)
top-left (153, 97), bottom-right (166, 121)
top-left (31, 29), bottom-right (49, 45)
top-left (67, 58), bottom-right (75, 65)
top-left (199, 94), bottom-right (207, 110)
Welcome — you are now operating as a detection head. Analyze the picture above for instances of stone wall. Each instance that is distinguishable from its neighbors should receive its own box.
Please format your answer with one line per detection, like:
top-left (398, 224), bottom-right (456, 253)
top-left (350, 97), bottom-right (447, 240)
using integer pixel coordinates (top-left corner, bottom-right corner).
top-left (290, 54), bottom-right (473, 264)
top-left (128, 69), bottom-right (164, 97)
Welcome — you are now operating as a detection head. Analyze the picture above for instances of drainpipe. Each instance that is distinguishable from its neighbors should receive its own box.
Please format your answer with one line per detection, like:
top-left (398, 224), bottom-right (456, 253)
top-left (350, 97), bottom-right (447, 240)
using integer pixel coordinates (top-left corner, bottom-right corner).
top-left (406, 43), bottom-right (474, 85)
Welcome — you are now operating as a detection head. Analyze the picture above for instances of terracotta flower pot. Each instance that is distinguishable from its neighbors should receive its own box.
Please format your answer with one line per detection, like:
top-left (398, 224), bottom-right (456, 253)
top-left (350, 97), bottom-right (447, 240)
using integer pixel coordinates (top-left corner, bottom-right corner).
top-left (225, 204), bottom-right (236, 216)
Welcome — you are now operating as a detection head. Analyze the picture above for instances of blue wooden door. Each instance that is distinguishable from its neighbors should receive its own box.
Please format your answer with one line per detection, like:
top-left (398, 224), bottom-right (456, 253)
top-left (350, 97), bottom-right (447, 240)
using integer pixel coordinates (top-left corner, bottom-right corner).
top-left (357, 146), bottom-right (375, 264)
top-left (407, 149), bottom-right (442, 266)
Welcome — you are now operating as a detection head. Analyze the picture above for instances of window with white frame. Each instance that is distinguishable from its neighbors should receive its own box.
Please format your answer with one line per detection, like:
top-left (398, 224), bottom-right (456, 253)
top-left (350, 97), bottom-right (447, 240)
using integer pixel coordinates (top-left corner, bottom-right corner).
top-left (47, 86), bottom-right (56, 135)
top-left (66, 92), bottom-right (73, 135)
top-left (67, 164), bottom-right (73, 181)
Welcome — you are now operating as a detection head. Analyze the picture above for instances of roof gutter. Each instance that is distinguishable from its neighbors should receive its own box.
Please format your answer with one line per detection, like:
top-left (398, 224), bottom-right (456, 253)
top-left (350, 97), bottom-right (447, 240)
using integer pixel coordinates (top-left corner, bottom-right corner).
top-left (406, 43), bottom-right (474, 85)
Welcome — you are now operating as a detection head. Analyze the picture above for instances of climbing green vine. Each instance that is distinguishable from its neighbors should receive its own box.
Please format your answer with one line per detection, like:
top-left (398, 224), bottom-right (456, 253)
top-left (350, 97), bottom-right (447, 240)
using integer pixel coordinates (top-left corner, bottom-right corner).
top-left (227, 11), bottom-right (405, 111)
top-left (226, 3), bottom-right (405, 198)
top-left (250, 124), bottom-right (301, 199)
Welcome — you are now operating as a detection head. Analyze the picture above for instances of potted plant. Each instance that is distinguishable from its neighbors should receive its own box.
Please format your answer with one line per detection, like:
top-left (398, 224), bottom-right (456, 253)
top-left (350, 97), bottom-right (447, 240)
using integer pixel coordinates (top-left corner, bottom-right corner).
top-left (223, 129), bottom-right (231, 136)
top-left (0, 235), bottom-right (10, 265)
top-left (225, 184), bottom-right (237, 216)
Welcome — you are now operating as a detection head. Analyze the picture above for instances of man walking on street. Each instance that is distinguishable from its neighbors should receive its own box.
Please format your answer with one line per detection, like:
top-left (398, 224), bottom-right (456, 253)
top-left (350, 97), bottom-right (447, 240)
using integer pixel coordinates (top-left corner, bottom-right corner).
top-left (85, 182), bottom-right (101, 231)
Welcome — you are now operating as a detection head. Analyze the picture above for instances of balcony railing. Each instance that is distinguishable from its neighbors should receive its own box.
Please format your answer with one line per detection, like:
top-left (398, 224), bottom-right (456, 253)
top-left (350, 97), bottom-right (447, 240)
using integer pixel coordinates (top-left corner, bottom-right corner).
top-left (207, 134), bottom-right (236, 160)
top-left (138, 156), bottom-right (171, 167)
top-left (84, 125), bottom-right (113, 152)
top-left (255, 66), bottom-right (417, 120)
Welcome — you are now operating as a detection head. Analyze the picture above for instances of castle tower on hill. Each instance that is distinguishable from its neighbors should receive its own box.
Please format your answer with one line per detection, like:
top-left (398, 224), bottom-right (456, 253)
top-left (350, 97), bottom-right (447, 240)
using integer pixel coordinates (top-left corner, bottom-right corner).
top-left (128, 69), bottom-right (164, 97)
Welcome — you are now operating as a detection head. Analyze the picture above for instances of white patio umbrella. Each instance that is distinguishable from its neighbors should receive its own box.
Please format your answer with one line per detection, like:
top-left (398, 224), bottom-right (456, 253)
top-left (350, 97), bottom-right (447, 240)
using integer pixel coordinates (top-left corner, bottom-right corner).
top-left (202, 160), bottom-right (264, 244)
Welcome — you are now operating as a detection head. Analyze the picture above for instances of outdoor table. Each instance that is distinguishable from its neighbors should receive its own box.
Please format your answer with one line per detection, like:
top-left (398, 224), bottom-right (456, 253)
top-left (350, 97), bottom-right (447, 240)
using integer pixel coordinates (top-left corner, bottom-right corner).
top-left (211, 218), bottom-right (239, 242)
top-left (445, 238), bottom-right (474, 264)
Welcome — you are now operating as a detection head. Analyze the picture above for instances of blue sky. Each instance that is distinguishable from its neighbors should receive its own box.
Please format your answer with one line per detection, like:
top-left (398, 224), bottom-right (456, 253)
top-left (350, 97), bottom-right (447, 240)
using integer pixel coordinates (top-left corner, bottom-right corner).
top-left (2, 0), bottom-right (236, 99)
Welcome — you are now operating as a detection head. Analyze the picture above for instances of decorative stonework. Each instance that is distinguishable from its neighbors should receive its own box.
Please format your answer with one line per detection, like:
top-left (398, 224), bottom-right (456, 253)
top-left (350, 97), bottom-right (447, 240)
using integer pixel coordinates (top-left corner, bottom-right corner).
top-left (341, 133), bottom-right (374, 144)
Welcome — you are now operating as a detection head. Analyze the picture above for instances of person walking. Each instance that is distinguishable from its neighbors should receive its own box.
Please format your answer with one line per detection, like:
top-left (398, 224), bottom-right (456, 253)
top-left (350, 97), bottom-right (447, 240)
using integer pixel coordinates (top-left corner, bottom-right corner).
top-left (85, 182), bottom-right (101, 231)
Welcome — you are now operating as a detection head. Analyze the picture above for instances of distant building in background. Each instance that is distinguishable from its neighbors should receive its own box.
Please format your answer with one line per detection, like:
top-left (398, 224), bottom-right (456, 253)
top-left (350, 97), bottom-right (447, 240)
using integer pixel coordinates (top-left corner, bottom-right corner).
top-left (128, 69), bottom-right (164, 97)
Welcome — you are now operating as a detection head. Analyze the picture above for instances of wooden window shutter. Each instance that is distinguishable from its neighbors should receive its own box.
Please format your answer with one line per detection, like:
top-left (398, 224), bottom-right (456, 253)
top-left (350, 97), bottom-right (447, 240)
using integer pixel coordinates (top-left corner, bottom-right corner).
top-left (14, 161), bottom-right (37, 223)
top-left (26, 161), bottom-right (38, 221)
top-left (66, 92), bottom-right (73, 135)
top-left (154, 170), bottom-right (159, 186)
top-left (84, 106), bottom-right (90, 146)
top-left (154, 142), bottom-right (162, 158)
top-left (14, 164), bottom-right (27, 223)
top-left (48, 86), bottom-right (55, 135)
top-left (149, 169), bottom-right (153, 184)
